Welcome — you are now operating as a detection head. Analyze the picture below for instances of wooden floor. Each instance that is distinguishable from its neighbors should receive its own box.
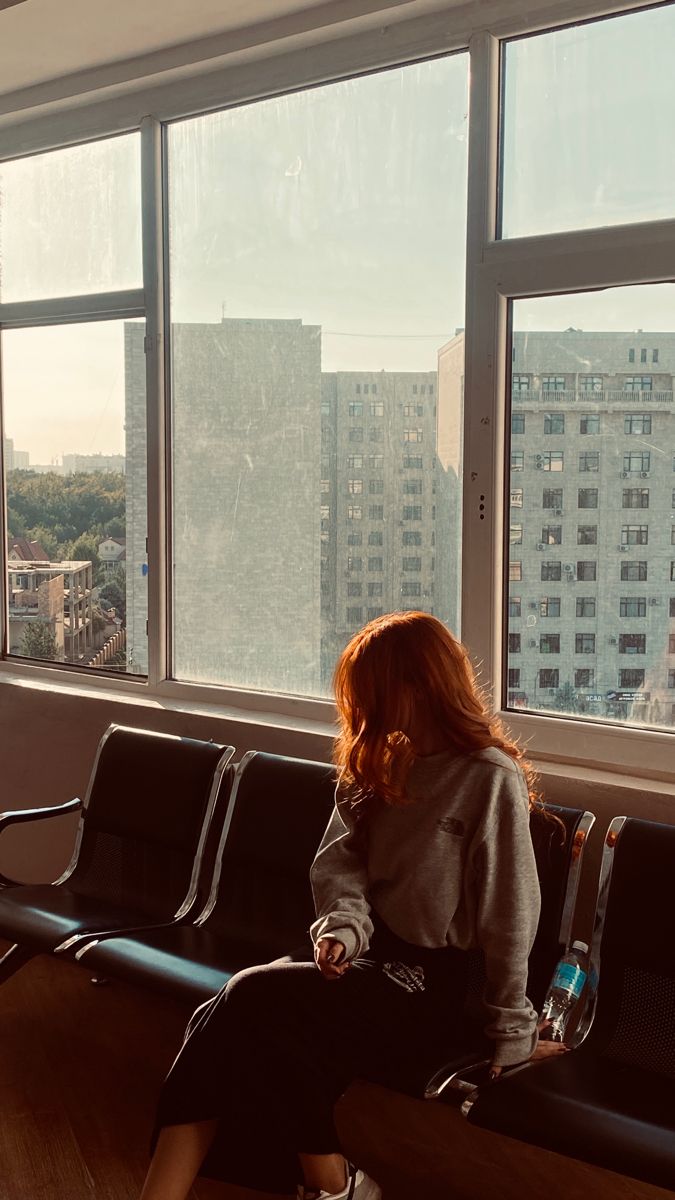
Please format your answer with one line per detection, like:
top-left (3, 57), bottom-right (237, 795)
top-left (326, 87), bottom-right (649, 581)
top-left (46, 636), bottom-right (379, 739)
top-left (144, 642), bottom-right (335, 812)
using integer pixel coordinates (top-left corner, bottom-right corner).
top-left (2, 947), bottom-right (674, 1200)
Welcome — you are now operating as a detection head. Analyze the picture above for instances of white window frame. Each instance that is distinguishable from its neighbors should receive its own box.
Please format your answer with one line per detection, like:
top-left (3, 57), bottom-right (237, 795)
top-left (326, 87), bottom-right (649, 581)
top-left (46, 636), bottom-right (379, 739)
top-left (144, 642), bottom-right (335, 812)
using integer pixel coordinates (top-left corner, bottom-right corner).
top-left (0, 0), bottom-right (673, 775)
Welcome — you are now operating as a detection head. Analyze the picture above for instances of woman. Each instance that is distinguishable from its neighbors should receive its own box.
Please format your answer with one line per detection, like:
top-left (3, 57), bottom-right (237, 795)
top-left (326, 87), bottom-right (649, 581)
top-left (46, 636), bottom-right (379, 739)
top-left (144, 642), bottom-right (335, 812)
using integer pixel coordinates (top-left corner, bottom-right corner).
top-left (140, 612), bottom-right (568, 1200)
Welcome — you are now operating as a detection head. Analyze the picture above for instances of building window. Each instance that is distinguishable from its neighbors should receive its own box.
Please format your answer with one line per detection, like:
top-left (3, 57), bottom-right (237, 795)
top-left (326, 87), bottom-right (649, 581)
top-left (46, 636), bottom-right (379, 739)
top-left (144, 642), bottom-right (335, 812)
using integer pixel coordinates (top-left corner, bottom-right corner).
top-left (403, 429), bottom-right (423, 443)
top-left (347, 505), bottom-right (362, 520)
top-left (368, 530), bottom-right (383, 546)
top-left (512, 374), bottom-right (530, 393)
top-left (541, 561), bottom-right (561, 581)
top-left (401, 581), bottom-right (421, 596)
top-left (579, 413), bottom-right (600, 434)
top-left (540, 634), bottom-right (560, 654)
top-left (348, 479), bottom-right (363, 494)
top-left (402, 556), bottom-right (422, 571)
top-left (640, 348), bottom-right (647, 364)
top-left (578, 488), bottom-right (598, 509)
top-left (672, 561), bottom-right (675, 582)
top-left (509, 633), bottom-right (521, 653)
top-left (511, 488), bottom-right (524, 508)
top-left (402, 531), bottom-right (422, 546)
top-left (580, 376), bottom-right (603, 393)
top-left (320, 479), bottom-right (330, 494)
top-left (369, 454), bottom-right (384, 469)
top-left (346, 556), bottom-right (362, 571)
top-left (623, 451), bottom-right (651, 474)
top-left (538, 669), bottom-right (559, 689)
top-left (670, 598), bottom-right (675, 617)
top-left (628, 348), bottom-right (635, 363)
top-left (653, 349), bottom-right (659, 363)
top-left (369, 479), bottom-right (384, 494)
top-left (320, 504), bottom-right (330, 522)
top-left (511, 451), bottom-right (524, 471)
top-left (575, 633), bottom-right (595, 654)
top-left (508, 668), bottom-right (521, 688)
top-left (369, 427), bottom-right (384, 442)
top-left (624, 376), bottom-right (652, 392)
top-left (622, 488), bottom-right (649, 509)
top-left (619, 669), bottom-right (645, 688)
top-left (367, 606), bottom-right (383, 620)
top-left (369, 504), bottom-right (384, 520)
top-left (403, 404), bottom-right (424, 418)
top-left (511, 524), bottom-right (523, 545)
top-left (544, 413), bottom-right (564, 434)
top-left (541, 375), bottom-right (565, 392)
top-left (347, 532), bottom-right (362, 546)
top-left (349, 401), bottom-right (363, 417)
top-left (575, 669), bottom-right (595, 687)
top-left (402, 505), bottom-right (422, 520)
top-left (403, 455), bottom-right (423, 468)
top-left (349, 427), bottom-right (364, 442)
top-left (347, 606), bottom-right (363, 623)
top-left (579, 452), bottom-right (599, 472)
top-left (576, 597), bottom-right (596, 617)
top-left (509, 596), bottom-right (521, 617)
top-left (403, 479), bottom-right (423, 494)
top-left (670, 635), bottom-right (675, 655)
top-left (621, 561), bottom-right (648, 581)
top-left (577, 561), bottom-right (597, 581)
top-left (540, 596), bottom-right (561, 617)
top-left (512, 413), bottom-right (525, 434)
top-left (619, 597), bottom-right (646, 617)
top-left (370, 400), bottom-right (384, 417)
top-left (368, 582), bottom-right (383, 597)
top-left (368, 556), bottom-right (383, 572)
top-left (577, 525), bottom-right (597, 545)
top-left (624, 414), bottom-right (652, 435)
top-left (363, 384), bottom-right (369, 394)
top-left (347, 582), bottom-right (362, 597)
top-left (541, 451), bottom-right (564, 471)
top-left (669, 669), bottom-right (675, 688)
top-left (618, 634), bottom-right (646, 654)
top-left (509, 561), bottom-right (523, 581)
top-left (621, 525), bottom-right (648, 545)
top-left (541, 525), bottom-right (562, 545)
top-left (347, 455), bottom-right (363, 469)
top-left (543, 488), bottom-right (563, 509)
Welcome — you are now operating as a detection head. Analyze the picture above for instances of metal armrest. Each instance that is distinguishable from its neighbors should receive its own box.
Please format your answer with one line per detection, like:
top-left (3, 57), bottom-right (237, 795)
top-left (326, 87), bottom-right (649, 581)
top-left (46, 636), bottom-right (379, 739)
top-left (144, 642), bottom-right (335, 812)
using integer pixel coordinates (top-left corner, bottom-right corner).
top-left (56, 912), bottom-right (194, 957)
top-left (0, 797), bottom-right (82, 887)
top-left (424, 1055), bottom-right (492, 1101)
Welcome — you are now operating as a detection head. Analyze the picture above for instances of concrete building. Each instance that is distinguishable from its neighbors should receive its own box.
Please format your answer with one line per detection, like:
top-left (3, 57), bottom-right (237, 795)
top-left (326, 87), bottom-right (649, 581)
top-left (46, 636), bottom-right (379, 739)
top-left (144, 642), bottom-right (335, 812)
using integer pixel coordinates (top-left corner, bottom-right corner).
top-left (98, 536), bottom-right (126, 572)
top-left (62, 453), bottom-right (126, 474)
top-left (3, 438), bottom-right (29, 471)
top-left (7, 559), bottom-right (94, 662)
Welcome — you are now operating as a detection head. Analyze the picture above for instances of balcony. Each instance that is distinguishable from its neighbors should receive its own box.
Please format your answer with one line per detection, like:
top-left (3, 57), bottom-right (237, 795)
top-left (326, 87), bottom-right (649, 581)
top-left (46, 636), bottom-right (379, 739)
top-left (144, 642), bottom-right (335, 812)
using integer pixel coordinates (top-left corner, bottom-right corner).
top-left (512, 388), bottom-right (673, 405)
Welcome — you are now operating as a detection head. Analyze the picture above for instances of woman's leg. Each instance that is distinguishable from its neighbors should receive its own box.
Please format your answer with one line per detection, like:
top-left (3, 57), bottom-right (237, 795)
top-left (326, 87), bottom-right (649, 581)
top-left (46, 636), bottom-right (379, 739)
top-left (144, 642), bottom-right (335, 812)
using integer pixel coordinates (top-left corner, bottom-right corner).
top-left (298, 1152), bottom-right (348, 1194)
top-left (139, 1119), bottom-right (217, 1200)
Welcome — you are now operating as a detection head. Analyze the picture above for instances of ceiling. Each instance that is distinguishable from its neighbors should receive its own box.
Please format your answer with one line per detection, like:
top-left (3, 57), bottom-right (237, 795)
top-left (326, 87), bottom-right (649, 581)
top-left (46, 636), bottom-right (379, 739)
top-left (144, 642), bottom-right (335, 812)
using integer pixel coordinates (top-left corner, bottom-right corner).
top-left (0, 0), bottom-right (466, 101)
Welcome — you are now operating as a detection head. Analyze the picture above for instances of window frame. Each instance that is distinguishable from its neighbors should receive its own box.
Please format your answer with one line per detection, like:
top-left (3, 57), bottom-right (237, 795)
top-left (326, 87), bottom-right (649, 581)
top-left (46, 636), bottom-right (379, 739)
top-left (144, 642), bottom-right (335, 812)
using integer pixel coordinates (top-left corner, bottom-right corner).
top-left (1, 3), bottom-right (674, 778)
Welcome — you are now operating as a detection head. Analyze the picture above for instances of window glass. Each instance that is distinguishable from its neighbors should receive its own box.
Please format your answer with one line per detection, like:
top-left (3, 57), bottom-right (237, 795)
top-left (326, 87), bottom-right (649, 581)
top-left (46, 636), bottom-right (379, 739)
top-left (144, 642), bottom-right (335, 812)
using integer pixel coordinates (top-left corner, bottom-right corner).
top-left (166, 55), bottom-right (468, 695)
top-left (0, 135), bottom-right (141, 302)
top-left (501, 6), bottom-right (675, 236)
top-left (3, 321), bottom-right (146, 674)
top-left (506, 284), bottom-right (675, 728)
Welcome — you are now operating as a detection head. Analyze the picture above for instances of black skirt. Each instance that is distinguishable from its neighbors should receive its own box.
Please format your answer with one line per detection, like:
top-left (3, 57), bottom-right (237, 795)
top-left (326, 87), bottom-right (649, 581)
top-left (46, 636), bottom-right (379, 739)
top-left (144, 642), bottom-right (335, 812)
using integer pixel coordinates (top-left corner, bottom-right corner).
top-left (154, 915), bottom-right (475, 1194)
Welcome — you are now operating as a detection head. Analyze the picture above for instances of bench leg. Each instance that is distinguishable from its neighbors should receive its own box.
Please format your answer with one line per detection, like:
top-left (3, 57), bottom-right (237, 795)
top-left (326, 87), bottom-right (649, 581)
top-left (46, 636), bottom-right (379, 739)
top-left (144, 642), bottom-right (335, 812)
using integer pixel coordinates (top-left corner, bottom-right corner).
top-left (0, 943), bottom-right (34, 985)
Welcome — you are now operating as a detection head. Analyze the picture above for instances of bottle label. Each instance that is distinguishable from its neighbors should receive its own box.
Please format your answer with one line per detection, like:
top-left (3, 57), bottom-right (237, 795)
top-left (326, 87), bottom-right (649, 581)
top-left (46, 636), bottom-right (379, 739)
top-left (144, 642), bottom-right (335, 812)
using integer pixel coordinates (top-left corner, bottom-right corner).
top-left (552, 962), bottom-right (587, 997)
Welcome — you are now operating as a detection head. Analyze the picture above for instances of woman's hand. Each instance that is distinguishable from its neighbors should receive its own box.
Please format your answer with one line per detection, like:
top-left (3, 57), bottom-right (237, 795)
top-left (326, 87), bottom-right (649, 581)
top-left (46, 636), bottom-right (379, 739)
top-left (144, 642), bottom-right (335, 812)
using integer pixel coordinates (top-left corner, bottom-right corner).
top-left (490, 1019), bottom-right (571, 1078)
top-left (315, 938), bottom-right (350, 980)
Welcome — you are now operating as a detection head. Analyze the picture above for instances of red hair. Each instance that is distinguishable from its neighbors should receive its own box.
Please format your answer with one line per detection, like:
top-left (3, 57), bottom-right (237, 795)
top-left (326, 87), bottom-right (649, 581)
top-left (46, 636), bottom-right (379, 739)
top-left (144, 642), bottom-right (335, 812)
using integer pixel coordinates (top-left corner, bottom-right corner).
top-left (333, 610), bottom-right (538, 807)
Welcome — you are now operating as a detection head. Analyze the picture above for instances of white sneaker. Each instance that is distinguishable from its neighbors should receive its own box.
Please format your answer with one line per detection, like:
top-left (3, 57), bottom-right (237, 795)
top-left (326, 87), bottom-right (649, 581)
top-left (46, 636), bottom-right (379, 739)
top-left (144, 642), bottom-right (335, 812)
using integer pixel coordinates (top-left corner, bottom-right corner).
top-left (297, 1165), bottom-right (382, 1200)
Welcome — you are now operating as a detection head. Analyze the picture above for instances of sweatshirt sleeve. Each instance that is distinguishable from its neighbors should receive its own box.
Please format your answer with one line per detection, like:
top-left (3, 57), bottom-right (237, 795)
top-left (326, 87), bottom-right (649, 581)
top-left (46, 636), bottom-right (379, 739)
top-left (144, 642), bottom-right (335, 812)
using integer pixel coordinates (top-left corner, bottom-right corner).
top-left (472, 768), bottom-right (540, 1067)
top-left (309, 787), bottom-right (373, 962)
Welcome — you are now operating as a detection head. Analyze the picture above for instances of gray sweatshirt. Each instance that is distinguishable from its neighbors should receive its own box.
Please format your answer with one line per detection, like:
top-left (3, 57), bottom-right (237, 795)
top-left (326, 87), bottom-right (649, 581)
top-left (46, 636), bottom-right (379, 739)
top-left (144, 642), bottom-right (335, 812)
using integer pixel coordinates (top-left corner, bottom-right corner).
top-left (310, 746), bottom-right (540, 1067)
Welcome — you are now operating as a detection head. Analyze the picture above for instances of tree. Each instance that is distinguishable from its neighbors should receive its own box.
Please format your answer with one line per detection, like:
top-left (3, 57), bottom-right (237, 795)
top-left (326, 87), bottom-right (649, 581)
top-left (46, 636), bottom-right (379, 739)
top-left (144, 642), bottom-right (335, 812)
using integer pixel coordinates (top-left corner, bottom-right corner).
top-left (99, 579), bottom-right (126, 625)
top-left (67, 533), bottom-right (101, 570)
top-left (20, 621), bottom-right (59, 661)
top-left (553, 680), bottom-right (582, 714)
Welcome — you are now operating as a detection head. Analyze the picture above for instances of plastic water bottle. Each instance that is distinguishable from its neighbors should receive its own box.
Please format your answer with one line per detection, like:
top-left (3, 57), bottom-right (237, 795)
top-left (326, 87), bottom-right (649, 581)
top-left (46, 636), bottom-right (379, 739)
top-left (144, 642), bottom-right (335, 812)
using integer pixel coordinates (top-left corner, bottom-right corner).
top-left (540, 940), bottom-right (589, 1042)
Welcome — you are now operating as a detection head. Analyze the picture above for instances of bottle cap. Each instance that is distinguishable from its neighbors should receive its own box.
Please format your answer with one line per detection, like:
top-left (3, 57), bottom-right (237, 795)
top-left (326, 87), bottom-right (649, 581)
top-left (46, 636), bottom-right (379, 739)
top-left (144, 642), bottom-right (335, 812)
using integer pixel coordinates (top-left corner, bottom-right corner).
top-left (571, 939), bottom-right (589, 954)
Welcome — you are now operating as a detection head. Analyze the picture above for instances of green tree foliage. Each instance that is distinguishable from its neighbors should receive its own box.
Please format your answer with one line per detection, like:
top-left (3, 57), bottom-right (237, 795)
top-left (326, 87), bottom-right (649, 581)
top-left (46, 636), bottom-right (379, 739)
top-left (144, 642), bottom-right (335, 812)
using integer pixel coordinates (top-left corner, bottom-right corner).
top-left (553, 680), bottom-right (583, 713)
top-left (20, 621), bottom-right (59, 661)
top-left (66, 533), bottom-right (101, 570)
top-left (6, 470), bottom-right (125, 559)
top-left (99, 578), bottom-right (126, 624)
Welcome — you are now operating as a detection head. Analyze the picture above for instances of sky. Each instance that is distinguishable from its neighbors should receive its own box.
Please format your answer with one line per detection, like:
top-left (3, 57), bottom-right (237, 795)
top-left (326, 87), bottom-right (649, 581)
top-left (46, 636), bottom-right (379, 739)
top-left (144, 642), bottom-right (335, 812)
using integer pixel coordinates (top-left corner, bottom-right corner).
top-left (1, 3), bottom-right (675, 463)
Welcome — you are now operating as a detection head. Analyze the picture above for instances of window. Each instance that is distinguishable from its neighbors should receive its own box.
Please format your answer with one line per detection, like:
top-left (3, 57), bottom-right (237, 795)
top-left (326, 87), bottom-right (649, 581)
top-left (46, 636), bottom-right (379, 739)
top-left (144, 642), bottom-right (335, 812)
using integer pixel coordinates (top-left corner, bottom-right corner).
top-left (670, 636), bottom-right (675, 654)
top-left (349, 401), bottom-right (363, 417)
top-left (403, 405), bottom-right (424, 418)
top-left (349, 427), bottom-right (364, 442)
top-left (403, 479), bottom-right (423, 494)
top-left (402, 505), bottom-right (422, 520)
top-left (370, 401), bottom-right (384, 417)
top-left (575, 634), bottom-right (595, 654)
top-left (621, 561), bottom-right (648, 581)
top-left (347, 455), bottom-right (363, 469)
top-left (577, 526), bottom-right (597, 545)
top-left (578, 488), bottom-right (598, 509)
top-left (346, 606), bottom-right (363, 623)
top-left (347, 505), bottom-right (362, 520)
top-left (511, 488), bottom-right (523, 508)
top-left (543, 488), bottom-right (563, 509)
top-left (580, 377), bottom-right (603, 394)
top-left (541, 451), bottom-right (563, 471)
top-left (369, 454), bottom-right (384, 470)
top-left (402, 556), bottom-right (422, 571)
top-left (623, 452), bottom-right (651, 473)
top-left (628, 348), bottom-right (635, 364)
top-left (541, 562), bottom-right (561, 581)
top-left (672, 562), bottom-right (675, 582)
top-left (579, 452), bottom-right (599, 472)
top-left (368, 531), bottom-right (383, 546)
top-left (618, 634), bottom-right (645, 654)
top-left (509, 561), bottom-right (523, 581)
top-left (640, 348), bottom-right (647, 364)
top-left (622, 489), bottom-right (649, 509)
top-left (402, 531), bottom-right (422, 546)
top-left (541, 525), bottom-right (561, 545)
top-left (403, 455), bottom-right (422, 469)
top-left (541, 376), bottom-right (565, 392)
top-left (511, 451), bottom-right (524, 471)
top-left (577, 561), bottom-right (597, 581)
top-left (363, 384), bottom-right (369, 394)
top-left (512, 374), bottom-right (530, 392)
top-left (538, 669), bottom-right (559, 689)
top-left (669, 670), bottom-right (675, 688)
top-left (579, 413), bottom-right (600, 434)
top-left (620, 597), bottom-right (646, 618)
top-left (320, 504), bottom-right (330, 522)
top-left (540, 597), bottom-right (561, 617)
top-left (509, 597), bottom-right (521, 618)
top-left (670, 598), bottom-right (675, 618)
top-left (576, 597), bottom-right (596, 617)
top-left (625, 414), bottom-right (652, 435)
top-left (347, 532), bottom-right (362, 546)
top-left (347, 582), bottom-right (362, 596)
top-left (512, 413), bottom-right (525, 434)
top-left (367, 606), bottom-right (383, 620)
top-left (403, 429), bottom-right (423, 443)
top-left (347, 556), bottom-right (362, 571)
top-left (368, 582), bottom-right (383, 597)
top-left (575, 669), bottom-right (595, 687)
top-left (368, 556), bottom-right (383, 571)
top-left (401, 582), bottom-right (421, 597)
top-left (320, 479), bottom-right (330, 494)
top-left (369, 479), bottom-right (384, 494)
top-left (369, 505), bottom-right (384, 520)
top-left (544, 413), bottom-right (564, 434)
top-left (624, 376), bottom-right (652, 392)
top-left (619, 669), bottom-right (645, 689)
top-left (653, 349), bottom-right (659, 363)
top-left (540, 634), bottom-right (560, 654)
top-left (508, 668), bottom-right (521, 688)
top-left (621, 525), bottom-right (648, 545)
top-left (369, 427), bottom-right (384, 442)
top-left (509, 633), bottom-right (521, 653)
top-left (511, 524), bottom-right (523, 545)
top-left (348, 479), bottom-right (363, 494)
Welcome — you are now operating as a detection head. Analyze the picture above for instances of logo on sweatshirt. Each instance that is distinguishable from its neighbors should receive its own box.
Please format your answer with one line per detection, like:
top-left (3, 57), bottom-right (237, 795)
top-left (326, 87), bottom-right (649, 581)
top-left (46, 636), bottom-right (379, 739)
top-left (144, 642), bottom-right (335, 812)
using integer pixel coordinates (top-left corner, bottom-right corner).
top-left (437, 816), bottom-right (465, 836)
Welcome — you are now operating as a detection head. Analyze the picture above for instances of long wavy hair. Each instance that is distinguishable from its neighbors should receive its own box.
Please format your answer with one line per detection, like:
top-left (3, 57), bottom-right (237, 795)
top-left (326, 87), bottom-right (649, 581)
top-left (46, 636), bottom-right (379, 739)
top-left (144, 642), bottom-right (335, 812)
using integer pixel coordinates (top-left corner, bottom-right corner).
top-left (333, 610), bottom-right (539, 808)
